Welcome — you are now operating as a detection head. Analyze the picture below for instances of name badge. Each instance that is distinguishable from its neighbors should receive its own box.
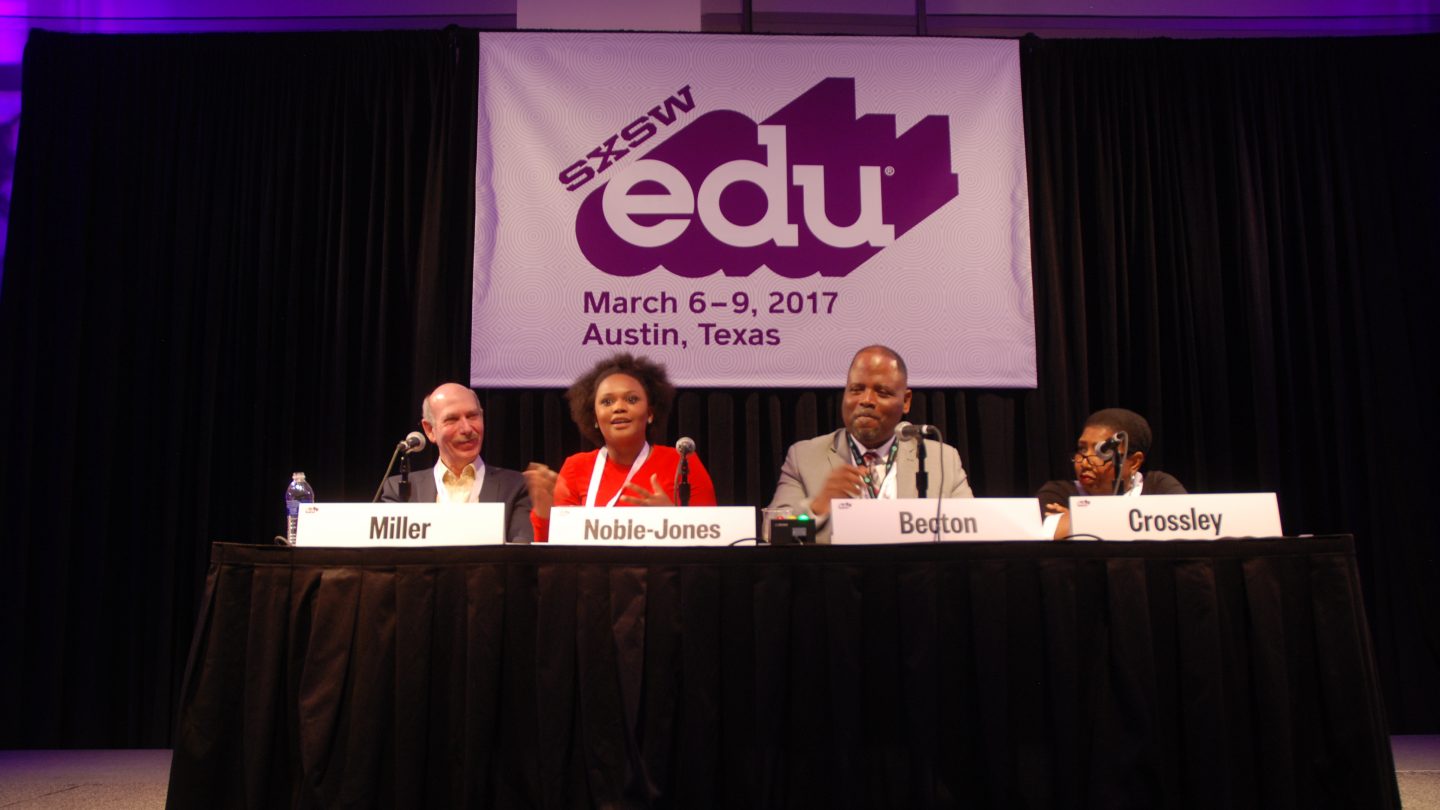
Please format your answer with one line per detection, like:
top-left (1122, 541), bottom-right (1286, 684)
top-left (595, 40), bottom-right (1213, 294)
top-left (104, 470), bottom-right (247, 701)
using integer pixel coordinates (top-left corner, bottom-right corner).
top-left (296, 502), bottom-right (506, 547)
top-left (548, 507), bottom-right (754, 546)
top-left (1067, 493), bottom-right (1282, 540)
top-left (830, 498), bottom-right (1046, 544)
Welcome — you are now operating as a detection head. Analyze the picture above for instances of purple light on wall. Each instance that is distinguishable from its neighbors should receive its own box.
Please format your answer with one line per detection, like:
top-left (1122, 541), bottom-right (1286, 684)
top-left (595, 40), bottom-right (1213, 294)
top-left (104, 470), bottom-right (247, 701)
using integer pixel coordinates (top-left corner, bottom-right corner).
top-left (0, 1), bottom-right (23, 289)
top-left (0, 8), bottom-right (25, 65)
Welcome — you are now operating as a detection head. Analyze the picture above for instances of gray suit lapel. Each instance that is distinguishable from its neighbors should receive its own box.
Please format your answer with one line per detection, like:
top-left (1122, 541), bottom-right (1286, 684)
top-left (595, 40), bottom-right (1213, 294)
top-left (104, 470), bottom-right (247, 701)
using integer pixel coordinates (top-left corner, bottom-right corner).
top-left (829, 430), bottom-right (850, 467)
top-left (896, 439), bottom-right (919, 498)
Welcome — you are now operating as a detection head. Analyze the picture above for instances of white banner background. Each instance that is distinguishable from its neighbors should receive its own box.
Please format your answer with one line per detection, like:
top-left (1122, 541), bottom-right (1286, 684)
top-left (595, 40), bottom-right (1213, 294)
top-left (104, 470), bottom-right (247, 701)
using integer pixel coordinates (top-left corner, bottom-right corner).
top-left (472, 32), bottom-right (1034, 388)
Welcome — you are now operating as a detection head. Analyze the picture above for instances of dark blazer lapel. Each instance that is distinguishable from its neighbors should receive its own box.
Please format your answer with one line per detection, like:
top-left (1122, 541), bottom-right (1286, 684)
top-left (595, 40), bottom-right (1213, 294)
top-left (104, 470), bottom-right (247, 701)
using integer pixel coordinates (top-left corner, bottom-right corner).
top-left (475, 465), bottom-right (501, 503)
top-left (410, 469), bottom-right (438, 503)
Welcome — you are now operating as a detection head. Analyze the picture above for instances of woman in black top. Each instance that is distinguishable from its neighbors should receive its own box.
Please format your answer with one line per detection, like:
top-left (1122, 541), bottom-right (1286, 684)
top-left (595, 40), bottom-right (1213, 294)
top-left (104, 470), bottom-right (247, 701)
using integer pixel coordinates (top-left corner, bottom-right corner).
top-left (1036, 408), bottom-right (1186, 539)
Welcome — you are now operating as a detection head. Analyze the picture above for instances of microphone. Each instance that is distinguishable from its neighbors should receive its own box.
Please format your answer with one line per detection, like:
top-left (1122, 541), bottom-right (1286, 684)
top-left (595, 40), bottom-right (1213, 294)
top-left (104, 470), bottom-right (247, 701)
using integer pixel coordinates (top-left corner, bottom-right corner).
top-left (894, 422), bottom-right (937, 441)
top-left (895, 421), bottom-right (940, 509)
top-left (372, 432), bottom-right (425, 503)
top-left (895, 423), bottom-right (950, 542)
top-left (396, 431), bottom-right (426, 454)
top-left (675, 437), bottom-right (695, 507)
top-left (1096, 431), bottom-right (1128, 458)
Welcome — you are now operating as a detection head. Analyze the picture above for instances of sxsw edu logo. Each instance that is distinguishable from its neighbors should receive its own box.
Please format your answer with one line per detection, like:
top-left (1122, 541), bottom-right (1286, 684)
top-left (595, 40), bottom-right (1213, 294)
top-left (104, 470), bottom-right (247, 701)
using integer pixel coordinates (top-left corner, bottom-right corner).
top-left (560, 78), bottom-right (959, 279)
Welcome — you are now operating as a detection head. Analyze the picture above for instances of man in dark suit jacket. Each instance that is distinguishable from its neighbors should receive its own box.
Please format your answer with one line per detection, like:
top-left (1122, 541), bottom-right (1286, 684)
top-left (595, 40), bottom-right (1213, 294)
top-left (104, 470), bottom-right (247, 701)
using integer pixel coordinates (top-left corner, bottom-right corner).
top-left (380, 382), bottom-right (533, 543)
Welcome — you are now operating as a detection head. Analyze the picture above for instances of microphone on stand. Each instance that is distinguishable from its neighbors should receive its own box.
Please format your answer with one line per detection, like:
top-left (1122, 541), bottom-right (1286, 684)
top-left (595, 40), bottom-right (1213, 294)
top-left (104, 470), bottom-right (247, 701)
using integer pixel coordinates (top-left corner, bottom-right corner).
top-left (397, 431), bottom-right (427, 454)
top-left (372, 431), bottom-right (429, 503)
top-left (895, 421), bottom-right (934, 498)
top-left (1096, 431), bottom-right (1130, 495)
top-left (396, 432), bottom-right (426, 501)
top-left (674, 437), bottom-right (695, 507)
top-left (1096, 431), bottom-right (1127, 460)
top-left (895, 422), bottom-right (938, 442)
top-left (897, 421), bottom-right (950, 541)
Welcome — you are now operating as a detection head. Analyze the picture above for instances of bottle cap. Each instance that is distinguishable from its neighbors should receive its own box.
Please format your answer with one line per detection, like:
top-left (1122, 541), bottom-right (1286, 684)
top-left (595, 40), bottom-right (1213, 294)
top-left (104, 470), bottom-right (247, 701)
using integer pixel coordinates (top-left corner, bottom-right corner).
top-left (293, 472), bottom-right (306, 481)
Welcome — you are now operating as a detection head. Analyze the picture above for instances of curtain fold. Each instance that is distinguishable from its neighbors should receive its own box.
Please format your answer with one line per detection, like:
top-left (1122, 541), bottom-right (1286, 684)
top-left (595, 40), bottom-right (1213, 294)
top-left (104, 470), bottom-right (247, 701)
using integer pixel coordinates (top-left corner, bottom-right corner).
top-left (0, 28), bottom-right (479, 746)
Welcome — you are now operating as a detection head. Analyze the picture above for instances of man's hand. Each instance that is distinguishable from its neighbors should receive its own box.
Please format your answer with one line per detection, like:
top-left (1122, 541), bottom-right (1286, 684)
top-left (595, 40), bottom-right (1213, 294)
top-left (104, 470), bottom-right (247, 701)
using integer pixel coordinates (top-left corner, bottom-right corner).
top-left (524, 463), bottom-right (558, 519)
top-left (809, 464), bottom-right (868, 517)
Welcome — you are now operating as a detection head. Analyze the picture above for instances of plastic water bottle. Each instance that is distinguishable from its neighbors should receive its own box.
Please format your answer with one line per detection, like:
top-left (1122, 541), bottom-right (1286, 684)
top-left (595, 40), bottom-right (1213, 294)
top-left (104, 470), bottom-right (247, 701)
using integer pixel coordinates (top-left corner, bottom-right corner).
top-left (284, 472), bottom-right (315, 545)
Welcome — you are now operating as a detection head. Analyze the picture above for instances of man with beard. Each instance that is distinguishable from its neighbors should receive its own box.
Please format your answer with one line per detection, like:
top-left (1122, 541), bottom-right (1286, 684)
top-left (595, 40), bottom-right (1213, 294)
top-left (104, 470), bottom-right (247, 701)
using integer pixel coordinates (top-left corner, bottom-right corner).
top-left (381, 382), bottom-right (533, 542)
top-left (767, 345), bottom-right (973, 543)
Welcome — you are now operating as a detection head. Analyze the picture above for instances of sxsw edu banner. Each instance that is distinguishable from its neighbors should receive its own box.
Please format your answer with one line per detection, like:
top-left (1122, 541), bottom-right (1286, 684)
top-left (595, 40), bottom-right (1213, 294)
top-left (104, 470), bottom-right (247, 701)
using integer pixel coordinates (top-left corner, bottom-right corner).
top-left (471, 33), bottom-right (1035, 388)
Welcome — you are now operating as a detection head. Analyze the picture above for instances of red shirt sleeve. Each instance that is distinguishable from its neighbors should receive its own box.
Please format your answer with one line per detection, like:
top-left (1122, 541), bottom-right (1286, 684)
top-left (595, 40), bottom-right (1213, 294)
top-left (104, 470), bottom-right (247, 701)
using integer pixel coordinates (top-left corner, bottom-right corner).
top-left (530, 451), bottom-right (598, 542)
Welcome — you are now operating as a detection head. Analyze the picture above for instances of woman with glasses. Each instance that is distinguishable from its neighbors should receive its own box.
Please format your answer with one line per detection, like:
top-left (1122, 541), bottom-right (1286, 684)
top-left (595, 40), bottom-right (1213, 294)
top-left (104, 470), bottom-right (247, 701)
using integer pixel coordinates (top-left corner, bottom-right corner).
top-left (1036, 408), bottom-right (1186, 539)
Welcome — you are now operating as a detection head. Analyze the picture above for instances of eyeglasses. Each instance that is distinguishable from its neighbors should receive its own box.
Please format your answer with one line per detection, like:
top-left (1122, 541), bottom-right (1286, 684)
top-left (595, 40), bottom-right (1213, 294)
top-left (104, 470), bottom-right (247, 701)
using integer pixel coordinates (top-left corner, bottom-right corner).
top-left (1071, 451), bottom-right (1115, 469)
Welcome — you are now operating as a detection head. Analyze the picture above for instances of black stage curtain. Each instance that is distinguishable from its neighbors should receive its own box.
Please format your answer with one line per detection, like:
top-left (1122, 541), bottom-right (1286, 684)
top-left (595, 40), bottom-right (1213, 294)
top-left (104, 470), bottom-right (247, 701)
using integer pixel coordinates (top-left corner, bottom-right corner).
top-left (1020, 35), bottom-right (1440, 735)
top-left (2, 30), bottom-right (1439, 747)
top-left (167, 539), bottom-right (1398, 809)
top-left (0, 29), bottom-right (478, 746)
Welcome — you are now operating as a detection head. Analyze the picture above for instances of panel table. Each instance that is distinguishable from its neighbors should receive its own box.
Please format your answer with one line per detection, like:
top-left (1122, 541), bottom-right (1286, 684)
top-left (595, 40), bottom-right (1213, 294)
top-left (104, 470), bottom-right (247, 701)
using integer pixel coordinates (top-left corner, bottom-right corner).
top-left (166, 536), bottom-right (1399, 809)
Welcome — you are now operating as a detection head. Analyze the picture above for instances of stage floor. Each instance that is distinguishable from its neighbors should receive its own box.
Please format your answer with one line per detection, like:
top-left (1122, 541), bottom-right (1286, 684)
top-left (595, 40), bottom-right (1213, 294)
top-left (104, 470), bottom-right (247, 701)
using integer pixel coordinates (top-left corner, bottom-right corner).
top-left (0, 749), bottom-right (169, 808)
top-left (2, 738), bottom-right (1438, 808)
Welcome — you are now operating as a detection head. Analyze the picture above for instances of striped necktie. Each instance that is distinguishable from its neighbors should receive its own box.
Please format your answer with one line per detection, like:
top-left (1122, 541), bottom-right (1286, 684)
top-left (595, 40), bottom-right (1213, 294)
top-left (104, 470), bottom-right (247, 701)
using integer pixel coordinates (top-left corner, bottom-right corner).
top-left (862, 451), bottom-right (880, 497)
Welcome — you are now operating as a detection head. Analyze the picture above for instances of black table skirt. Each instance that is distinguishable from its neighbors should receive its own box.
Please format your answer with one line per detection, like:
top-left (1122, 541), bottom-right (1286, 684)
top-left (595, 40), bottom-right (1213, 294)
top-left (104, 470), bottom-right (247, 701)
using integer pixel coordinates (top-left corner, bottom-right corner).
top-left (165, 537), bottom-right (1399, 809)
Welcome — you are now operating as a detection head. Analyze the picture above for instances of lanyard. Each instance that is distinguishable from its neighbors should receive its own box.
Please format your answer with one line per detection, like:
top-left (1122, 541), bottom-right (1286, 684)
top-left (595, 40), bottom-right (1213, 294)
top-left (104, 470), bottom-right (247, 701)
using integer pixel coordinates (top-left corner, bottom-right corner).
top-left (848, 437), bottom-right (898, 499)
top-left (585, 442), bottom-right (652, 507)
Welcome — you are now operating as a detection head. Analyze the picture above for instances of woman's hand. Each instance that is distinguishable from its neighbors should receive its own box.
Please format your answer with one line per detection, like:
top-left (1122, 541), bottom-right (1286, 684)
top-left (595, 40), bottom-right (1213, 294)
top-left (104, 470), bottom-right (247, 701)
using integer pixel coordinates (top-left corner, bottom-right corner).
top-left (619, 473), bottom-right (675, 507)
top-left (1044, 502), bottom-right (1072, 540)
top-left (524, 463), bottom-right (558, 519)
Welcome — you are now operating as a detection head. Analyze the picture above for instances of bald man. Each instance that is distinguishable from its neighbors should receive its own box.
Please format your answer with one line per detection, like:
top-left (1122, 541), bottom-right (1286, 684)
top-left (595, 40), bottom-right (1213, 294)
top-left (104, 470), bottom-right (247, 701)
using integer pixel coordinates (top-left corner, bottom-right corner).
top-left (767, 345), bottom-right (973, 543)
top-left (380, 382), bottom-right (533, 542)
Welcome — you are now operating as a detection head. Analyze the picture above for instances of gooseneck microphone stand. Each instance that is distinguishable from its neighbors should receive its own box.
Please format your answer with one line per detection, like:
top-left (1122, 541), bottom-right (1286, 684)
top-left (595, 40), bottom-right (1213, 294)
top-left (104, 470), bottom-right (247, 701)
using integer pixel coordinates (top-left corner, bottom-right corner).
top-left (920, 425), bottom-right (946, 542)
top-left (1111, 433), bottom-right (1130, 496)
top-left (677, 454), bottom-right (691, 507)
top-left (372, 436), bottom-right (422, 503)
top-left (914, 434), bottom-right (928, 497)
top-left (373, 445), bottom-right (404, 503)
top-left (399, 453), bottom-right (412, 502)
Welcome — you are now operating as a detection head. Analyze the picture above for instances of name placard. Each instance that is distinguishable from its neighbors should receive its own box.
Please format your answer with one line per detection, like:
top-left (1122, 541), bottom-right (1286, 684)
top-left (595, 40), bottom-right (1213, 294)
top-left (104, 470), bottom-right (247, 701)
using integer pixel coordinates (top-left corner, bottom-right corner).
top-left (830, 498), bottom-right (1046, 544)
top-left (1067, 493), bottom-right (1282, 541)
top-left (547, 507), bottom-right (755, 546)
top-left (296, 502), bottom-right (507, 547)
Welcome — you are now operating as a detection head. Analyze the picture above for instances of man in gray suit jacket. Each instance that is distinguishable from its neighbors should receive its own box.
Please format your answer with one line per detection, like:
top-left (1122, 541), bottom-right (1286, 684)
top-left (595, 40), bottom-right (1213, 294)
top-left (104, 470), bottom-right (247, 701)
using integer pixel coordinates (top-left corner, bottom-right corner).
top-left (380, 382), bottom-right (533, 543)
top-left (768, 346), bottom-right (973, 543)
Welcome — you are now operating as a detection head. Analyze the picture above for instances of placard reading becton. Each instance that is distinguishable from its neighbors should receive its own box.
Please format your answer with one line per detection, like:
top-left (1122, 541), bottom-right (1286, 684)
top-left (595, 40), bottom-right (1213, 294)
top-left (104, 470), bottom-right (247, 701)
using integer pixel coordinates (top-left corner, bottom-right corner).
top-left (830, 498), bottom-right (1046, 543)
top-left (472, 32), bottom-right (1034, 387)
